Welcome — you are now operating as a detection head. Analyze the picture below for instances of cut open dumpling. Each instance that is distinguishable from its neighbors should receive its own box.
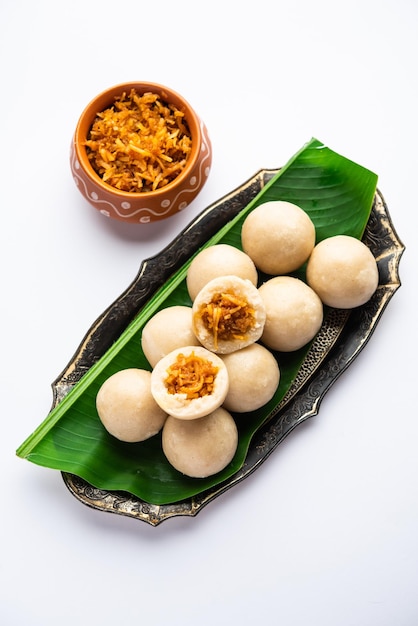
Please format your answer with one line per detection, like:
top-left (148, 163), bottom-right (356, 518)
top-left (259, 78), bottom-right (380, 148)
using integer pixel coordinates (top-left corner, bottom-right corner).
top-left (192, 275), bottom-right (266, 354)
top-left (150, 346), bottom-right (229, 420)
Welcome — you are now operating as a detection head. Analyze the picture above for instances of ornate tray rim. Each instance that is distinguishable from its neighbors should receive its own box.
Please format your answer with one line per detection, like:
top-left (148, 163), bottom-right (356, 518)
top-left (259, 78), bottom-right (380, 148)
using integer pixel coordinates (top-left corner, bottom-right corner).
top-left (58, 169), bottom-right (404, 526)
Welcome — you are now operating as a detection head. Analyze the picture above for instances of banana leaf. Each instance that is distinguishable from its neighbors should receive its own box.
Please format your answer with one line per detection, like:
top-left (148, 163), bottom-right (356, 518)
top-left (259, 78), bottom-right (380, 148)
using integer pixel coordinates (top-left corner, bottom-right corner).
top-left (16, 138), bottom-right (378, 505)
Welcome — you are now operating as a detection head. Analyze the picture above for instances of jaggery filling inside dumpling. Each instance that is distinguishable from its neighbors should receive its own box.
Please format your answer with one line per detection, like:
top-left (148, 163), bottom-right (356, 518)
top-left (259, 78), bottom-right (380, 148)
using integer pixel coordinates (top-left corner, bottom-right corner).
top-left (165, 351), bottom-right (219, 400)
top-left (197, 292), bottom-right (256, 351)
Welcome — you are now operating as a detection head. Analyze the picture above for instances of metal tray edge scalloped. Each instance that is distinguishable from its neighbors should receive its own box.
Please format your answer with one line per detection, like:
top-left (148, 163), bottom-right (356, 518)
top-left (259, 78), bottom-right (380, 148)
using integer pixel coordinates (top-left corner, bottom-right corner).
top-left (60, 171), bottom-right (405, 526)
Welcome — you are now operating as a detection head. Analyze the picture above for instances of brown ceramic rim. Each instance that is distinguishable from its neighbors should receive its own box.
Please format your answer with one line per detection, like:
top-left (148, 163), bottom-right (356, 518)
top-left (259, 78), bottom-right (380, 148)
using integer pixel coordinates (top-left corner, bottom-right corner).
top-left (73, 81), bottom-right (202, 199)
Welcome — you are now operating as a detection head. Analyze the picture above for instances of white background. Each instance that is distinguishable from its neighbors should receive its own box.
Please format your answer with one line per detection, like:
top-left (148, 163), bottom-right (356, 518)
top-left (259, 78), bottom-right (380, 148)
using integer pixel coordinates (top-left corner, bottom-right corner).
top-left (1, 1), bottom-right (417, 624)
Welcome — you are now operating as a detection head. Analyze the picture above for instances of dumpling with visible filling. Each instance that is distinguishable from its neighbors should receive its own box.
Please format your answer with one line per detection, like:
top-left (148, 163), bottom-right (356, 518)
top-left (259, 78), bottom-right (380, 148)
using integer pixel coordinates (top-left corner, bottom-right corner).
top-left (192, 275), bottom-right (266, 354)
top-left (150, 346), bottom-right (229, 420)
top-left (162, 407), bottom-right (238, 478)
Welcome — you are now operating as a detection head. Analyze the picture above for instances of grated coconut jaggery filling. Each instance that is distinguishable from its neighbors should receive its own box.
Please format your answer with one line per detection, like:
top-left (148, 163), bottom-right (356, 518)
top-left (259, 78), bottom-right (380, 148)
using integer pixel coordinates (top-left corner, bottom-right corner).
top-left (165, 352), bottom-right (219, 400)
top-left (84, 89), bottom-right (192, 193)
top-left (198, 292), bottom-right (256, 350)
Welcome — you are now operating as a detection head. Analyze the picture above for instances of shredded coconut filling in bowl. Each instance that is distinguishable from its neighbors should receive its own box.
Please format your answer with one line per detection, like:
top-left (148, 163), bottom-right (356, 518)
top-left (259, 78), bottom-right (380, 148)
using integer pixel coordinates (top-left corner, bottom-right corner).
top-left (84, 89), bottom-right (193, 193)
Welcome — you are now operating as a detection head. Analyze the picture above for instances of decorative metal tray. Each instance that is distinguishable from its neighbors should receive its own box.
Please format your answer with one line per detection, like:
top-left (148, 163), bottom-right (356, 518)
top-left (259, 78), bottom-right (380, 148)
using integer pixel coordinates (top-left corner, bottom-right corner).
top-left (58, 169), bottom-right (404, 526)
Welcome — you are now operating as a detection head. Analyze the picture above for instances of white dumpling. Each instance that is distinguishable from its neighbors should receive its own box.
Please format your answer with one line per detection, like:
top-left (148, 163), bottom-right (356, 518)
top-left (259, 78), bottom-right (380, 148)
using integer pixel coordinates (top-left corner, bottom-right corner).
top-left (258, 276), bottom-right (323, 352)
top-left (241, 200), bottom-right (316, 275)
top-left (221, 343), bottom-right (280, 412)
top-left (162, 407), bottom-right (238, 478)
top-left (306, 235), bottom-right (379, 308)
top-left (96, 368), bottom-right (167, 443)
top-left (186, 243), bottom-right (258, 301)
top-left (141, 305), bottom-right (200, 367)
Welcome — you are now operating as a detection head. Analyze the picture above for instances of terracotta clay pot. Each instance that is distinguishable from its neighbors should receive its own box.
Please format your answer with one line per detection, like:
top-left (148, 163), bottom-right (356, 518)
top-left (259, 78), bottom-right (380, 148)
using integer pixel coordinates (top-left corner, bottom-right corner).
top-left (70, 82), bottom-right (212, 224)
